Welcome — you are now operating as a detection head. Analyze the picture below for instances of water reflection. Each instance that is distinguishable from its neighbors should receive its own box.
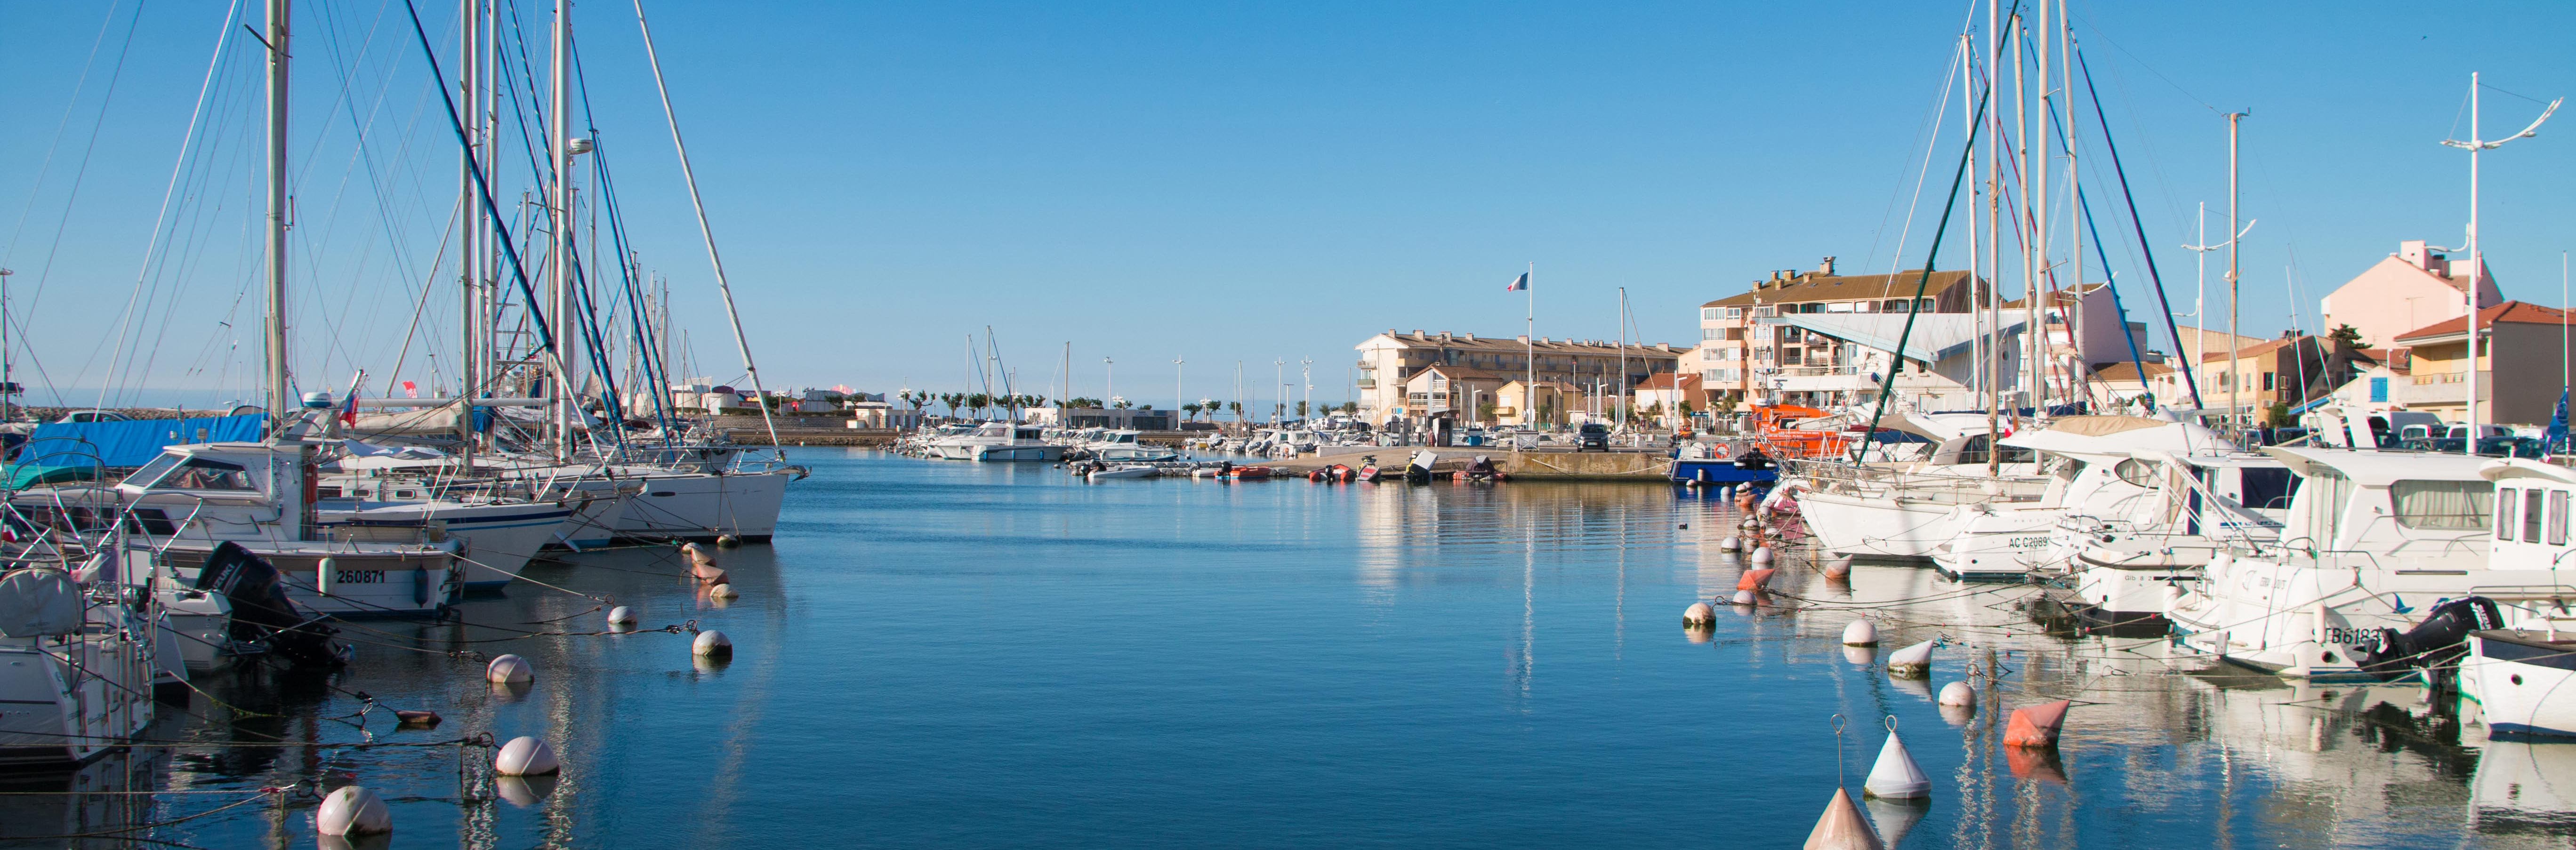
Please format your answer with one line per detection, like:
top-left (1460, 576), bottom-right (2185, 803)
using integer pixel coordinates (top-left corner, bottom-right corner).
top-left (16, 450), bottom-right (2576, 848)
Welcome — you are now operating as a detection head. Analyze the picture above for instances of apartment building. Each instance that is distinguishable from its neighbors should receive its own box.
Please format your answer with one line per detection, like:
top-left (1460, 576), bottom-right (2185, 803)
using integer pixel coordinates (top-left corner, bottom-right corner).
top-left (2318, 239), bottom-right (2503, 350)
top-left (2389, 301), bottom-right (2576, 426)
top-left (1354, 329), bottom-right (1680, 425)
top-left (1695, 260), bottom-right (1991, 404)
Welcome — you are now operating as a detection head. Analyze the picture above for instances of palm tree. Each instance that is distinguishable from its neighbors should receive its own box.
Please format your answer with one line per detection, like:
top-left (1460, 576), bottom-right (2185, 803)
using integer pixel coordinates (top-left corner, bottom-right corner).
top-left (1228, 401), bottom-right (1244, 421)
top-left (940, 393), bottom-right (962, 418)
top-left (1182, 402), bottom-right (1202, 421)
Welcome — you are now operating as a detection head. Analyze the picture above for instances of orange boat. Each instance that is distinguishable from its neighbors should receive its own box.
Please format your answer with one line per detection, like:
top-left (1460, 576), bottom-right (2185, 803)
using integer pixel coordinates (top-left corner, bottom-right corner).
top-left (1745, 403), bottom-right (1859, 460)
top-left (1224, 465), bottom-right (1274, 481)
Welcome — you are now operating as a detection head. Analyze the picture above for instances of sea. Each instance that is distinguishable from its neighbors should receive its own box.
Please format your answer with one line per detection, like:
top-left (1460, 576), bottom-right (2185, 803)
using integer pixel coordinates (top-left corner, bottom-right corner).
top-left (4, 447), bottom-right (2567, 848)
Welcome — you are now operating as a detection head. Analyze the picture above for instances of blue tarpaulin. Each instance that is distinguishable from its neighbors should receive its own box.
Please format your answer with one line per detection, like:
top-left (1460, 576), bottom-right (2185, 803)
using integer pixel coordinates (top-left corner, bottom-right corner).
top-left (20, 414), bottom-right (266, 468)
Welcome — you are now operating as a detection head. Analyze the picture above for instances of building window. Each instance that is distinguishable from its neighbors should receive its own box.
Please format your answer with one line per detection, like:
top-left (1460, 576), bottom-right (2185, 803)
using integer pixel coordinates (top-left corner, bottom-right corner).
top-left (1725, 307), bottom-right (1743, 320)
top-left (2262, 372), bottom-right (2275, 391)
top-left (1917, 298), bottom-right (1934, 311)
top-left (1702, 328), bottom-right (1725, 340)
top-left (1755, 306), bottom-right (1776, 318)
top-left (1883, 300), bottom-right (1910, 313)
top-left (1702, 307), bottom-right (1721, 321)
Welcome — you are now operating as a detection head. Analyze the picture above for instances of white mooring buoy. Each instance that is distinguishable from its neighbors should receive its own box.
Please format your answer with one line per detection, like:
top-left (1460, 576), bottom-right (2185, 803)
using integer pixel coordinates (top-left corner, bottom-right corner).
top-left (606, 606), bottom-right (636, 626)
top-left (1730, 589), bottom-right (1759, 606)
top-left (494, 736), bottom-right (563, 776)
top-left (716, 533), bottom-right (742, 548)
top-left (1863, 721), bottom-right (1932, 799)
top-left (1841, 619), bottom-right (1879, 647)
top-left (709, 583), bottom-right (740, 599)
top-left (1683, 602), bottom-right (1715, 626)
top-left (1938, 681), bottom-right (1977, 707)
top-left (1885, 640), bottom-right (1935, 679)
top-left (693, 630), bottom-right (734, 658)
top-left (682, 542), bottom-right (715, 565)
top-left (485, 654), bottom-right (533, 684)
top-left (1749, 546), bottom-right (1775, 565)
top-left (1720, 536), bottom-right (1743, 552)
top-left (316, 786), bottom-right (392, 836)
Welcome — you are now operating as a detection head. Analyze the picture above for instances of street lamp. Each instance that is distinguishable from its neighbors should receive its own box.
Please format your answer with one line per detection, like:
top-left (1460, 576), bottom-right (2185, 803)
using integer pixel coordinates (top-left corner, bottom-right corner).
top-left (2437, 73), bottom-right (2560, 452)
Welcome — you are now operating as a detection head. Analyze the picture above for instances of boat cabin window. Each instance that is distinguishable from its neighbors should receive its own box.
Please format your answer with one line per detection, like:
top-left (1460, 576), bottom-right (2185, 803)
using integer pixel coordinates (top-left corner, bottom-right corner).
top-left (2239, 467), bottom-right (2298, 511)
top-left (1014, 429), bottom-right (1042, 441)
top-left (1952, 434), bottom-right (2035, 465)
top-left (145, 457), bottom-right (258, 492)
top-left (2392, 479), bottom-right (2492, 531)
top-left (2553, 490), bottom-right (2571, 545)
top-left (122, 452), bottom-right (186, 488)
top-left (2114, 459), bottom-right (2157, 487)
top-left (2301, 468), bottom-right (2354, 544)
top-left (2498, 488), bottom-right (2517, 539)
top-left (2527, 489), bottom-right (2548, 543)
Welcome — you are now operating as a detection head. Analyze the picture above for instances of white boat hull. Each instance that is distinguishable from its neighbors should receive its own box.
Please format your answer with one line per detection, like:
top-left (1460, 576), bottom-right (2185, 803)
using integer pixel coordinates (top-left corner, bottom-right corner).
top-left (2466, 632), bottom-right (2576, 737)
top-left (614, 470), bottom-right (790, 543)
top-left (1797, 490), bottom-right (1961, 560)
top-left (0, 612), bottom-right (155, 768)
top-left (1929, 507), bottom-right (2063, 582)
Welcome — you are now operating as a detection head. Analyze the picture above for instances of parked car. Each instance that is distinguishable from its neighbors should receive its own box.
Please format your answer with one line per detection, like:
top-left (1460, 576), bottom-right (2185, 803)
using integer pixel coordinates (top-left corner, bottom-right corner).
top-left (1576, 422), bottom-right (1611, 452)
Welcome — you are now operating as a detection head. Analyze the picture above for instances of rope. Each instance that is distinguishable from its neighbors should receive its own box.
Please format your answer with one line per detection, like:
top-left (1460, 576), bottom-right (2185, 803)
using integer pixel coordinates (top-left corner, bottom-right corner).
top-left (1855, 4), bottom-right (2008, 464)
top-left (2077, 45), bottom-right (2200, 409)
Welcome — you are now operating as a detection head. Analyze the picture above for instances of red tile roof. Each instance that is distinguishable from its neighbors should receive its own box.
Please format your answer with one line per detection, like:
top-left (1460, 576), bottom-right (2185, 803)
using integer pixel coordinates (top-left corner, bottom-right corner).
top-left (2392, 301), bottom-right (2576, 342)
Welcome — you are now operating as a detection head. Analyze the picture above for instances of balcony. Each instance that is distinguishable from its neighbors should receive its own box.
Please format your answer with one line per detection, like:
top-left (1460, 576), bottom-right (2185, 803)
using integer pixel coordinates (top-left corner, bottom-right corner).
top-left (1354, 377), bottom-right (1377, 389)
top-left (2391, 370), bottom-right (2488, 407)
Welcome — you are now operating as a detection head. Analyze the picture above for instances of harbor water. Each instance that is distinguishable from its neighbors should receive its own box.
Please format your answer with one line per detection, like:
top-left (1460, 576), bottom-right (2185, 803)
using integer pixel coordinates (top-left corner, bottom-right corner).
top-left (10, 448), bottom-right (2572, 848)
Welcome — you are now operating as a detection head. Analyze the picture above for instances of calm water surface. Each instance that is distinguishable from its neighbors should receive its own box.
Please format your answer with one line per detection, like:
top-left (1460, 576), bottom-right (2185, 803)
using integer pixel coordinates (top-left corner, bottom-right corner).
top-left (6, 448), bottom-right (2571, 848)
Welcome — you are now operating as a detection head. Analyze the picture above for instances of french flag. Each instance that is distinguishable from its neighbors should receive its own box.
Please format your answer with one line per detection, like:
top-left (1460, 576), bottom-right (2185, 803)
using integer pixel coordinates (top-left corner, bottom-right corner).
top-left (1504, 272), bottom-right (1529, 292)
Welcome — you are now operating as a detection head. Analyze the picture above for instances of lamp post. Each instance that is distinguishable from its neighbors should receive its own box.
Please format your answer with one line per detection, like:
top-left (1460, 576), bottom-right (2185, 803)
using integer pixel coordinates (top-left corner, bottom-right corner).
top-left (1103, 357), bottom-right (1113, 409)
top-left (1174, 356), bottom-right (1184, 420)
top-left (2439, 73), bottom-right (2560, 452)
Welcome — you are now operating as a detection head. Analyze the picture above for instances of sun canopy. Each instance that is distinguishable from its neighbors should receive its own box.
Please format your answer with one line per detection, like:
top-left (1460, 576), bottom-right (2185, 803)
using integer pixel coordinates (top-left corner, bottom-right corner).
top-left (22, 414), bottom-right (265, 468)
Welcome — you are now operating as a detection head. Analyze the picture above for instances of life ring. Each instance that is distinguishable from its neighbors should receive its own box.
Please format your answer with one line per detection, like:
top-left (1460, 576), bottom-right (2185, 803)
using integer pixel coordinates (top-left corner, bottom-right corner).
top-left (1710, 443), bottom-right (1732, 459)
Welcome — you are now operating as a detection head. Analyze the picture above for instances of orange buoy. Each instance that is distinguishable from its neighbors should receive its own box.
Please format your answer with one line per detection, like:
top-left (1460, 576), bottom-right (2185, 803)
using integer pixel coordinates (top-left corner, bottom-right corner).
top-left (2003, 699), bottom-right (2071, 747)
top-left (1737, 568), bottom-right (1777, 591)
top-left (394, 710), bottom-right (442, 727)
top-left (1802, 787), bottom-right (1886, 850)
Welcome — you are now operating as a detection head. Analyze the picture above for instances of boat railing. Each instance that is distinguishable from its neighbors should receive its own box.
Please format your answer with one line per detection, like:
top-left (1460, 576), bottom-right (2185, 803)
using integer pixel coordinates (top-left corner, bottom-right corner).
top-left (1782, 459), bottom-right (2050, 503)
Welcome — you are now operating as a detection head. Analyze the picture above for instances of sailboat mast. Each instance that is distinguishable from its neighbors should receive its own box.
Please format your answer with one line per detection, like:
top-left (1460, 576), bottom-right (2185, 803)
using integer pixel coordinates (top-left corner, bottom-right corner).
top-left (264, 0), bottom-right (292, 426)
top-left (549, 0), bottom-right (577, 460)
top-left (2033, 0), bottom-right (2051, 415)
top-left (2060, 0), bottom-right (2083, 409)
top-left (457, 0), bottom-right (479, 468)
top-left (1985, 0), bottom-right (2002, 474)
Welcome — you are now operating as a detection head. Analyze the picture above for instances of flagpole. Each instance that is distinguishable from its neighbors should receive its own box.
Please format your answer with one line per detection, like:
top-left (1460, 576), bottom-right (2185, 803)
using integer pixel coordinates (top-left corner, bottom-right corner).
top-left (1526, 261), bottom-right (1536, 428)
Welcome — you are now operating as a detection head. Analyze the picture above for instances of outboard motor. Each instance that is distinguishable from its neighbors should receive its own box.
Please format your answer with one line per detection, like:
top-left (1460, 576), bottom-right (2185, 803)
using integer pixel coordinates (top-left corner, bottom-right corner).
top-left (1405, 450), bottom-right (1437, 484)
top-left (2345, 595), bottom-right (2504, 683)
top-left (193, 541), bottom-right (344, 670)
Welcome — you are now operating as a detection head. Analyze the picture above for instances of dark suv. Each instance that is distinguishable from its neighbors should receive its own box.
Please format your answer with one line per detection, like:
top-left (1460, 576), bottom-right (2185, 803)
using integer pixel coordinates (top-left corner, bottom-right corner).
top-left (1576, 423), bottom-right (1611, 452)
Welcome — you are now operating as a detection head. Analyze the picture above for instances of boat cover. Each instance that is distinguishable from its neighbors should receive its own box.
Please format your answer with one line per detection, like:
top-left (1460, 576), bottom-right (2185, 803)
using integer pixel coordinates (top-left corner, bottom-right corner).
top-left (23, 414), bottom-right (265, 468)
top-left (0, 568), bottom-right (81, 637)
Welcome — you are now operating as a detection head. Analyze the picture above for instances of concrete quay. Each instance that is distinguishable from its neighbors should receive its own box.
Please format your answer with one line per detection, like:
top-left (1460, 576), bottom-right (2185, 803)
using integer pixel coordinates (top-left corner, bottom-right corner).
top-left (1261, 448), bottom-right (1672, 481)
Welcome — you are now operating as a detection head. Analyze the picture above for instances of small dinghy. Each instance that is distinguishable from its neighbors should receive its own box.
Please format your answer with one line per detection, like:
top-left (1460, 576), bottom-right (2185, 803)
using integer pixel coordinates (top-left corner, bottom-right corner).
top-left (1224, 465), bottom-right (1274, 481)
top-left (1087, 465), bottom-right (1159, 482)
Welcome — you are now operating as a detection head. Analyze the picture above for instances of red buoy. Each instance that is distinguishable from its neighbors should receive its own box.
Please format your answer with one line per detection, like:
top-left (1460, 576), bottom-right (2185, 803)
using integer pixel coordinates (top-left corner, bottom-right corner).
top-left (1737, 568), bottom-right (1777, 591)
top-left (2003, 700), bottom-right (2071, 747)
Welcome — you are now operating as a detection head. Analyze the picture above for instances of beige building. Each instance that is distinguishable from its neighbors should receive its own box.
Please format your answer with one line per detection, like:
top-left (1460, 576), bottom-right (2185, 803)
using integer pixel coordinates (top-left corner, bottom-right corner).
top-left (1630, 372), bottom-right (1703, 428)
top-left (2181, 333), bottom-right (2374, 424)
top-left (2388, 301), bottom-right (2576, 426)
top-left (1354, 329), bottom-right (1679, 426)
top-left (2318, 239), bottom-right (2503, 350)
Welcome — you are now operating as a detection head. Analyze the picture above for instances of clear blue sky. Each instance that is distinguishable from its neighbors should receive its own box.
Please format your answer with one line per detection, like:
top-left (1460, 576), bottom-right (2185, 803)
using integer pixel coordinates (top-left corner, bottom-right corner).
top-left (4, 1), bottom-right (2572, 410)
